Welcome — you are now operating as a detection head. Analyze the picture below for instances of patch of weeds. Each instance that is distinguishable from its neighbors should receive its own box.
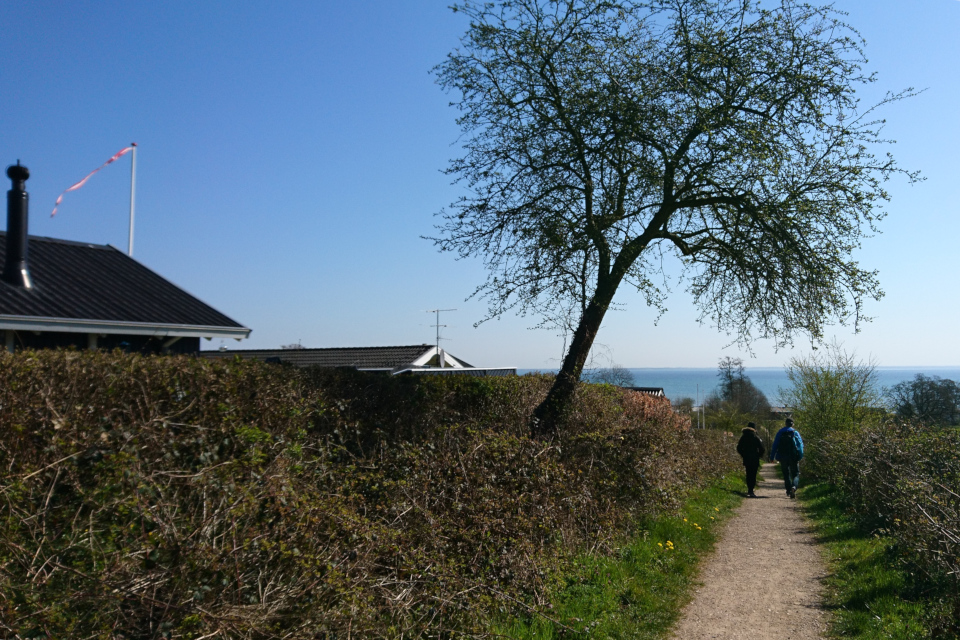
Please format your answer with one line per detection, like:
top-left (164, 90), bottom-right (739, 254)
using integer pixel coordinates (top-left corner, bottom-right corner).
top-left (493, 474), bottom-right (743, 639)
top-left (799, 482), bottom-right (950, 640)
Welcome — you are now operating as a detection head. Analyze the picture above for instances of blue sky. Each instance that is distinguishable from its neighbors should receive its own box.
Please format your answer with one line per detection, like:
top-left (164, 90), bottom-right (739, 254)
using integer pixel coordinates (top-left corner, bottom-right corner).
top-left (1, 1), bottom-right (957, 370)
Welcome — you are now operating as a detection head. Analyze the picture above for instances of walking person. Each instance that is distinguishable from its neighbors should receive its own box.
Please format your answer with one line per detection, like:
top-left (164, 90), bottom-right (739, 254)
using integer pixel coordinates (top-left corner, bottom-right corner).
top-left (770, 418), bottom-right (804, 498)
top-left (736, 422), bottom-right (765, 497)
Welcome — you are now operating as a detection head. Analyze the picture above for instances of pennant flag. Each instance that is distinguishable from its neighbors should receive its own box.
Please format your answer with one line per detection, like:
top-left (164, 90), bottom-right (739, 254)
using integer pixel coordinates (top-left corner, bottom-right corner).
top-left (51, 145), bottom-right (135, 217)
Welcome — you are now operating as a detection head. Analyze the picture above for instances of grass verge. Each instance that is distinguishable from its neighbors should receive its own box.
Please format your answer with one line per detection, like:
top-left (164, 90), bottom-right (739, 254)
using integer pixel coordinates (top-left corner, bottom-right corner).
top-left (798, 482), bottom-right (950, 639)
top-left (492, 473), bottom-right (744, 639)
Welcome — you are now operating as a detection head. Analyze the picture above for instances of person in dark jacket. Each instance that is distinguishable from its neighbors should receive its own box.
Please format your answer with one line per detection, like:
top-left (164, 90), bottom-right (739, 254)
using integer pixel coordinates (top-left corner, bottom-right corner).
top-left (736, 422), bottom-right (765, 497)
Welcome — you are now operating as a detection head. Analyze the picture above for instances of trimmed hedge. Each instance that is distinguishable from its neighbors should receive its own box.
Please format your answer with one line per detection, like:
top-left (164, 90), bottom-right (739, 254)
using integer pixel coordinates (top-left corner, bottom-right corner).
top-left (0, 350), bottom-right (736, 639)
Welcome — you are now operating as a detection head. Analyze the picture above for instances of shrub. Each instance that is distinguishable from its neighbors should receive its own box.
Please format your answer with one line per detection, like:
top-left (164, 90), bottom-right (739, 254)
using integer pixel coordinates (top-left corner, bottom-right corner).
top-left (779, 342), bottom-right (882, 477)
top-left (815, 421), bottom-right (960, 635)
top-left (0, 351), bottom-right (737, 639)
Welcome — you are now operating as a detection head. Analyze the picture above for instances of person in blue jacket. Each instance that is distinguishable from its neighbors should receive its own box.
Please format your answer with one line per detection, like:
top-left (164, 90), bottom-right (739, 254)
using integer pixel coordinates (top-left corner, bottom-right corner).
top-left (769, 418), bottom-right (804, 498)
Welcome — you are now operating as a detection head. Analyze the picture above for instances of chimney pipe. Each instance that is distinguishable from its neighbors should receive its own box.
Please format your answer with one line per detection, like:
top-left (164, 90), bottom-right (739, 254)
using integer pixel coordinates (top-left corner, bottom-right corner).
top-left (4, 162), bottom-right (32, 289)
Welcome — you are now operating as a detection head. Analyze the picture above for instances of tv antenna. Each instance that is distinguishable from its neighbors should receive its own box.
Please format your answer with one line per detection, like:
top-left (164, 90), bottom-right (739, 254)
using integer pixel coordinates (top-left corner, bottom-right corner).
top-left (426, 308), bottom-right (456, 360)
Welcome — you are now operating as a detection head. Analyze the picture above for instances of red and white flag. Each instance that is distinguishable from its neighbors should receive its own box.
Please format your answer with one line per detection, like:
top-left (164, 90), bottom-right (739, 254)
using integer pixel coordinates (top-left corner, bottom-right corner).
top-left (51, 144), bottom-right (136, 217)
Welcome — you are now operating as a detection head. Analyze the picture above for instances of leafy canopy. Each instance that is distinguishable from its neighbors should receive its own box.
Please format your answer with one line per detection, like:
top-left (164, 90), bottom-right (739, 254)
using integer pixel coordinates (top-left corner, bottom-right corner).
top-left (887, 374), bottom-right (960, 426)
top-left (432, 0), bottom-right (917, 347)
top-left (780, 341), bottom-right (882, 439)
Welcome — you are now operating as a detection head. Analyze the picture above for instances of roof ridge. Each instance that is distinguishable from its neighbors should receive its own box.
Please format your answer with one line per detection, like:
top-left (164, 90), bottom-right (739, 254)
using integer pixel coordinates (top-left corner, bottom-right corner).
top-left (0, 230), bottom-right (114, 250)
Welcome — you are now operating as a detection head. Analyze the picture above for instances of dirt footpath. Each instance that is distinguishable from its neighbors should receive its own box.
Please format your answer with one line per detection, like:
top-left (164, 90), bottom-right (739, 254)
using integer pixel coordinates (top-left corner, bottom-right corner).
top-left (670, 464), bottom-right (829, 639)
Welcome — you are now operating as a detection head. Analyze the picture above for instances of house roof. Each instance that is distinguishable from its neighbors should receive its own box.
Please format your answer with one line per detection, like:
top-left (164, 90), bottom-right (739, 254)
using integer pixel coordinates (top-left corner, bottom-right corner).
top-left (0, 232), bottom-right (249, 339)
top-left (626, 386), bottom-right (666, 398)
top-left (201, 344), bottom-right (474, 370)
top-left (396, 367), bottom-right (517, 377)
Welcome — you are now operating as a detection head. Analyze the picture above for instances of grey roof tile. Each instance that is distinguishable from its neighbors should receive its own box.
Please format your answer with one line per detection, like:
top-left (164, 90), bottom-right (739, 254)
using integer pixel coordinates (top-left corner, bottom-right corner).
top-left (0, 232), bottom-right (245, 330)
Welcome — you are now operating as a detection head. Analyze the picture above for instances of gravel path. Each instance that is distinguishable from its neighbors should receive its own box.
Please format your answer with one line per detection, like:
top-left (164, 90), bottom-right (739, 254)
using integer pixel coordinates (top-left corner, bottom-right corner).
top-left (670, 463), bottom-right (830, 639)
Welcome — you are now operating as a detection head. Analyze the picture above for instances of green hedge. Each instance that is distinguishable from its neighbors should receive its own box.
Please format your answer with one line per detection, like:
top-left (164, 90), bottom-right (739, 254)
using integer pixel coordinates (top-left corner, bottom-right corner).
top-left (814, 422), bottom-right (960, 636)
top-left (0, 351), bottom-right (737, 639)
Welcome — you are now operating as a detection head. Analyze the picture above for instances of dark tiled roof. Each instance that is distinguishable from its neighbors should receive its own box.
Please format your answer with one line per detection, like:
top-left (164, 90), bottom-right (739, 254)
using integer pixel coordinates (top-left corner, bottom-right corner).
top-left (201, 345), bottom-right (473, 369)
top-left (0, 232), bottom-right (246, 330)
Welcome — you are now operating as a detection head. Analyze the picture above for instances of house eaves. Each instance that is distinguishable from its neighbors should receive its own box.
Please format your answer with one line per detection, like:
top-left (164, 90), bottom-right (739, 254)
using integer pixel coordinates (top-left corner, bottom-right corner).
top-left (0, 314), bottom-right (250, 340)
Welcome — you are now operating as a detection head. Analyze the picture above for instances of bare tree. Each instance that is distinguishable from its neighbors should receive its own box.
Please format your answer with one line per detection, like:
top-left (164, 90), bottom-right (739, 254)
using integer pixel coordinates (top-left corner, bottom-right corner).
top-left (587, 363), bottom-right (636, 387)
top-left (433, 0), bottom-right (918, 437)
top-left (713, 356), bottom-right (771, 417)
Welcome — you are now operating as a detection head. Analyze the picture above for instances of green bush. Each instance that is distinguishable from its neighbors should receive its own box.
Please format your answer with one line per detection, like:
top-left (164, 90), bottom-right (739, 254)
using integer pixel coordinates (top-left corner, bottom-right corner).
top-left (779, 342), bottom-right (882, 478)
top-left (815, 422), bottom-right (960, 636)
top-left (0, 350), bottom-right (737, 639)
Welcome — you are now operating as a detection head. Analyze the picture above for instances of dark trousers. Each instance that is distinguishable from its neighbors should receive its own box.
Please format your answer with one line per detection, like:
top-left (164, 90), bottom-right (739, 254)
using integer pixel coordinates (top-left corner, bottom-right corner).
top-left (781, 460), bottom-right (800, 491)
top-left (744, 462), bottom-right (759, 493)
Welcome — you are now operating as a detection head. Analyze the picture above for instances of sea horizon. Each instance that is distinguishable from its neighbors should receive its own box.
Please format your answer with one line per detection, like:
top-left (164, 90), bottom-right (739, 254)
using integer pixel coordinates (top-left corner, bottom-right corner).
top-left (517, 366), bottom-right (960, 405)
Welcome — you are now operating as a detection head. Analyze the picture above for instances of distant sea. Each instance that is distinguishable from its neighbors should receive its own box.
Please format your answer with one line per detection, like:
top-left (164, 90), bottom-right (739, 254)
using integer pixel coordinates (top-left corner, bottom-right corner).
top-left (517, 366), bottom-right (960, 405)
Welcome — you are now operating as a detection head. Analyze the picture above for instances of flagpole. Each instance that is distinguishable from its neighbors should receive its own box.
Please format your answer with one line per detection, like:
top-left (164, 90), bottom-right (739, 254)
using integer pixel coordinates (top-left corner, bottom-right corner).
top-left (128, 142), bottom-right (137, 256)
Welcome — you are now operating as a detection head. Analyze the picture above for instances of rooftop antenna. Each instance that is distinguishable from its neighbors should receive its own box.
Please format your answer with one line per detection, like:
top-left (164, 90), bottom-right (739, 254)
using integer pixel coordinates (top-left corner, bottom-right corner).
top-left (426, 308), bottom-right (456, 367)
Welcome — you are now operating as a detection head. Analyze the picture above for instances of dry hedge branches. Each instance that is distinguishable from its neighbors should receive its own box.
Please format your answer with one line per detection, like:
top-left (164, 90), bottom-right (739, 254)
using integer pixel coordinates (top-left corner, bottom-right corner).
top-left (0, 351), bottom-right (735, 639)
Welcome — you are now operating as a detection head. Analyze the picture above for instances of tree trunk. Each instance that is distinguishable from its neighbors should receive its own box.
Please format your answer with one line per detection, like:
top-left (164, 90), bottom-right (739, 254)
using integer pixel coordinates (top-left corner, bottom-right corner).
top-left (530, 278), bottom-right (619, 438)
